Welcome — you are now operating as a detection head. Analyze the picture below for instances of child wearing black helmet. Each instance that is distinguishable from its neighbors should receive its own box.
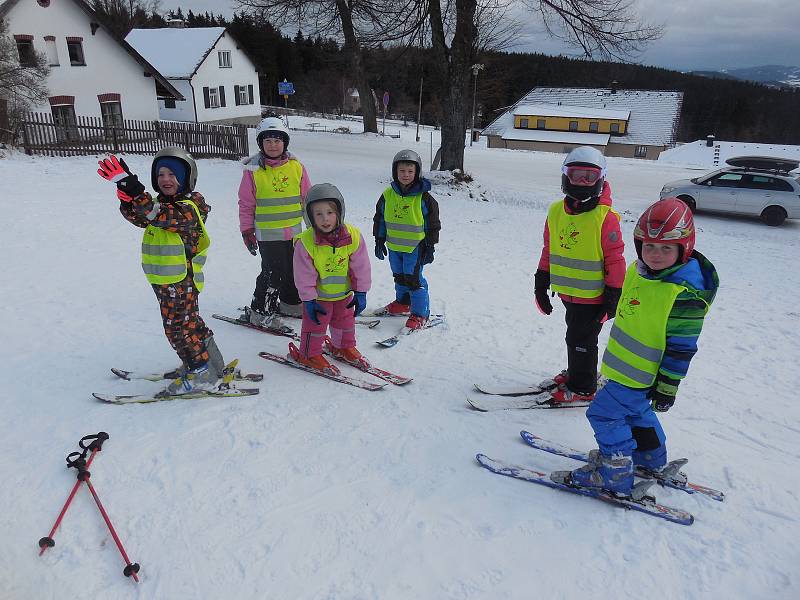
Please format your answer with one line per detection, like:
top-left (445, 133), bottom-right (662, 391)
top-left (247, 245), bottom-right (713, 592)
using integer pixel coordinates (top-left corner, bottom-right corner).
top-left (290, 183), bottom-right (372, 374)
top-left (238, 116), bottom-right (311, 329)
top-left (372, 149), bottom-right (441, 331)
top-left (97, 148), bottom-right (227, 395)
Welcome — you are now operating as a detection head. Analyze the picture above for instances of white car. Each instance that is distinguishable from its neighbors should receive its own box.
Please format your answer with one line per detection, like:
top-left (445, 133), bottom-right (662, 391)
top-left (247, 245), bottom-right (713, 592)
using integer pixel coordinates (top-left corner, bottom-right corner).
top-left (660, 156), bottom-right (800, 226)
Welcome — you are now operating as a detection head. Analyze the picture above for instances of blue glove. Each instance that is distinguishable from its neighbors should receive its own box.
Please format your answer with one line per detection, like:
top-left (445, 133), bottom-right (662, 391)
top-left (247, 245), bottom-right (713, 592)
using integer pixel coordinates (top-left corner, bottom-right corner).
top-left (375, 238), bottom-right (387, 260)
top-left (346, 291), bottom-right (367, 316)
top-left (420, 243), bottom-right (435, 265)
top-left (303, 299), bottom-right (327, 325)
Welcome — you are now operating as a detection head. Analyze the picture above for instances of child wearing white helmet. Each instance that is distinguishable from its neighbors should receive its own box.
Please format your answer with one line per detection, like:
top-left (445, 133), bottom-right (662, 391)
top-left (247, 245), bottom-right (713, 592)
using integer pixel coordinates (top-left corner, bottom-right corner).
top-left (289, 183), bottom-right (372, 374)
top-left (97, 147), bottom-right (228, 395)
top-left (238, 115), bottom-right (312, 329)
top-left (534, 146), bottom-right (626, 404)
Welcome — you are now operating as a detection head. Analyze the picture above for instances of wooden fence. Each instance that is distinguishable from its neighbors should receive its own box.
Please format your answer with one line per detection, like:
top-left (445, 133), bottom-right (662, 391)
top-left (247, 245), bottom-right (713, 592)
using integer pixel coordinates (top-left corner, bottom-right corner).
top-left (21, 113), bottom-right (248, 159)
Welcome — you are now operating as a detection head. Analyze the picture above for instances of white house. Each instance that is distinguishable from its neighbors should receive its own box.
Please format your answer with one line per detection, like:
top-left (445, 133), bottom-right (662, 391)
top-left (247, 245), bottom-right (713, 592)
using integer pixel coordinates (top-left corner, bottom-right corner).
top-left (0, 0), bottom-right (182, 127)
top-left (125, 27), bottom-right (262, 125)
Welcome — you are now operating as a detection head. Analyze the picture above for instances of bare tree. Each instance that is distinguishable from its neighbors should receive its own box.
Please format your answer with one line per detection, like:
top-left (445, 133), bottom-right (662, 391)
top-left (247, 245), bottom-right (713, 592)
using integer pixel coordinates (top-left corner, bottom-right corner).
top-left (0, 20), bottom-right (50, 139)
top-left (236, 0), bottom-right (427, 133)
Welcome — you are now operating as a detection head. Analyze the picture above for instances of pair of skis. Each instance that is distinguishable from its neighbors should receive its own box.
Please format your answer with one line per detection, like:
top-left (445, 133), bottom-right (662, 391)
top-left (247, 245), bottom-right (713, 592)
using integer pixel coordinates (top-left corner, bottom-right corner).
top-left (477, 431), bottom-right (725, 526)
top-left (94, 359), bottom-right (260, 404)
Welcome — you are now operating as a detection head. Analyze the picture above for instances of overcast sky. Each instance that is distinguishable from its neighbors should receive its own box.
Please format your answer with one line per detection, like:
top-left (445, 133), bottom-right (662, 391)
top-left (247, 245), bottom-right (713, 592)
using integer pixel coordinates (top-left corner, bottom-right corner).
top-left (157, 0), bottom-right (800, 72)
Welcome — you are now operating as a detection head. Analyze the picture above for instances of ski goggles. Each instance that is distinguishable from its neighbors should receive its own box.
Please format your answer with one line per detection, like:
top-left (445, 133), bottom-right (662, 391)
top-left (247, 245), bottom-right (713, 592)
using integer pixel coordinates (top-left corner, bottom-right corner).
top-left (562, 165), bottom-right (605, 186)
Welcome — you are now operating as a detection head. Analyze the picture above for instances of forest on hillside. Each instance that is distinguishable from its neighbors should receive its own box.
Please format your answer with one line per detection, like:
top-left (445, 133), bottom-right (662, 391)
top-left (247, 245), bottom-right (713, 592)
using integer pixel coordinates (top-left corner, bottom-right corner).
top-left (95, 4), bottom-right (800, 144)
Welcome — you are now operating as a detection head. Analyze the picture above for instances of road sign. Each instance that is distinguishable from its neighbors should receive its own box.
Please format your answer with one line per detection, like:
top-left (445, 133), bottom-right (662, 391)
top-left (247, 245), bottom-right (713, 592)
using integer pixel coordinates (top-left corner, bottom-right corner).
top-left (278, 81), bottom-right (295, 96)
top-left (382, 91), bottom-right (389, 107)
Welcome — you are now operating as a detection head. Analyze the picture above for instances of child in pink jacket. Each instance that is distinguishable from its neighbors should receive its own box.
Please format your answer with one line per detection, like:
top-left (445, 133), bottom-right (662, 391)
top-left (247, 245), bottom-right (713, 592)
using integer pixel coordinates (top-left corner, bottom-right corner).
top-left (288, 183), bottom-right (372, 375)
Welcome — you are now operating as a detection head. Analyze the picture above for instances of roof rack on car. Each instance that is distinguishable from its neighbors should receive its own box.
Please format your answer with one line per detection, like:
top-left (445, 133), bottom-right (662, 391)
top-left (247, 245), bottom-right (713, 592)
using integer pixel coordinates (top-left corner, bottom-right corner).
top-left (725, 155), bottom-right (800, 173)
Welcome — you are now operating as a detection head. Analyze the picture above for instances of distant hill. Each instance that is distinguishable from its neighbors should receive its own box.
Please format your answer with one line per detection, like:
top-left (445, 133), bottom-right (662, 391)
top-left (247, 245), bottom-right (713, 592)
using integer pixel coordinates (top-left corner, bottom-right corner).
top-left (692, 65), bottom-right (800, 88)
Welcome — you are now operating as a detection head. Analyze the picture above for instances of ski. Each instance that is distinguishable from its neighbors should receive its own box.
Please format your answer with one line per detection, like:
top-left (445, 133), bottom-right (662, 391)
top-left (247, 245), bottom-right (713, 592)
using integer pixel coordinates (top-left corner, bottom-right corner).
top-left (212, 313), bottom-right (298, 339)
top-left (111, 367), bottom-right (263, 383)
top-left (365, 306), bottom-right (444, 318)
top-left (257, 351), bottom-right (387, 391)
top-left (93, 387), bottom-right (260, 404)
top-left (466, 393), bottom-right (590, 411)
top-left (323, 338), bottom-right (412, 385)
top-left (376, 315), bottom-right (445, 348)
top-left (357, 319), bottom-right (381, 329)
top-left (519, 431), bottom-right (725, 502)
top-left (473, 380), bottom-right (557, 397)
top-left (475, 454), bottom-right (694, 526)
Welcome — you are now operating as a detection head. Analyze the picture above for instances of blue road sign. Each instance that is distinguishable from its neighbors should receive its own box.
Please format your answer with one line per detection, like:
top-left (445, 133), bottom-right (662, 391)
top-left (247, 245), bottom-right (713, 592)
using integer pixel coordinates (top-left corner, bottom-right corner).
top-left (278, 81), bottom-right (295, 95)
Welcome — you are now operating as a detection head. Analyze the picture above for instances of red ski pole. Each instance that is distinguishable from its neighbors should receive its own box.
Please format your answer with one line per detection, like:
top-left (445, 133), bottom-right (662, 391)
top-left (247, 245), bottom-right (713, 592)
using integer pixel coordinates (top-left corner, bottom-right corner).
top-left (38, 432), bottom-right (109, 556)
top-left (82, 478), bottom-right (140, 582)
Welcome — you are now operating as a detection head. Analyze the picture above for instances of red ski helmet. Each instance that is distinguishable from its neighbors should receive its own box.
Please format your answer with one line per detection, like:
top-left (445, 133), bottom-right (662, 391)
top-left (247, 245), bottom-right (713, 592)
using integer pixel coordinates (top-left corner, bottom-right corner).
top-left (634, 198), bottom-right (695, 264)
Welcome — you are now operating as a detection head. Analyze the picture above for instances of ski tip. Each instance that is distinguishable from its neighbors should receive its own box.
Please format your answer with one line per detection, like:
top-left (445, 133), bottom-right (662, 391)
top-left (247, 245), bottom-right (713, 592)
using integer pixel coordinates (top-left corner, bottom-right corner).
top-left (465, 398), bottom-right (488, 412)
top-left (110, 368), bottom-right (132, 381)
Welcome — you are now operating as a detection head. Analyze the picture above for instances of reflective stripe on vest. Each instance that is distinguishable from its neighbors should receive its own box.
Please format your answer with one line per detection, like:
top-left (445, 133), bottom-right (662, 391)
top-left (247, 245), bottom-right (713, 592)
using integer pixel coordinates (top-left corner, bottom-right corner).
top-left (600, 262), bottom-right (684, 388)
top-left (297, 223), bottom-right (361, 302)
top-left (141, 199), bottom-right (210, 292)
top-left (383, 187), bottom-right (425, 253)
top-left (547, 200), bottom-right (613, 299)
top-left (252, 160), bottom-right (304, 241)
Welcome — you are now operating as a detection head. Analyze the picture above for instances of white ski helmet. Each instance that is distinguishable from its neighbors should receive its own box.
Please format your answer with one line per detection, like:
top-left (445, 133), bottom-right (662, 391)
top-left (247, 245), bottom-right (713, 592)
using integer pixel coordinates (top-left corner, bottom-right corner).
top-left (561, 146), bottom-right (607, 204)
top-left (304, 183), bottom-right (346, 230)
top-left (151, 146), bottom-right (198, 193)
top-left (392, 149), bottom-right (422, 183)
top-left (256, 116), bottom-right (290, 150)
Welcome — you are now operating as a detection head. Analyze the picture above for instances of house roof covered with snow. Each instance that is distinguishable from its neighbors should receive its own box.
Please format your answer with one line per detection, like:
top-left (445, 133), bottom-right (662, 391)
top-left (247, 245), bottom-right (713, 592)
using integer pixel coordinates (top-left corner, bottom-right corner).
top-left (125, 27), bottom-right (226, 79)
top-left (484, 87), bottom-right (683, 147)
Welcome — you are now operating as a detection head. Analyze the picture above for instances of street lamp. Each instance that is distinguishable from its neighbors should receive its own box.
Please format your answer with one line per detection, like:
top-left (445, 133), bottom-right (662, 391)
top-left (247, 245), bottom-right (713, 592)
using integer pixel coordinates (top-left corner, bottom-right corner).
top-left (469, 63), bottom-right (485, 147)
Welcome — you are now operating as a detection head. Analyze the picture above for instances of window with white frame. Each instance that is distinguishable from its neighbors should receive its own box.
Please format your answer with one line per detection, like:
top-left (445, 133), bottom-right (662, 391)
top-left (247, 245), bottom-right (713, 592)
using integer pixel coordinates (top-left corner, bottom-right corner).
top-left (203, 86), bottom-right (226, 108)
top-left (218, 51), bottom-right (231, 68)
top-left (634, 145), bottom-right (648, 158)
top-left (236, 85), bottom-right (248, 105)
top-left (209, 87), bottom-right (220, 107)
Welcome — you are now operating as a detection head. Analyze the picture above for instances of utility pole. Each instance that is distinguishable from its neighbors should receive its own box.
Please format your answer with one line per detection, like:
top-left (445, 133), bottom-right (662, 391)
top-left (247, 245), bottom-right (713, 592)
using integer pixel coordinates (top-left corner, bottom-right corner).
top-left (416, 74), bottom-right (423, 142)
top-left (469, 63), bottom-right (485, 147)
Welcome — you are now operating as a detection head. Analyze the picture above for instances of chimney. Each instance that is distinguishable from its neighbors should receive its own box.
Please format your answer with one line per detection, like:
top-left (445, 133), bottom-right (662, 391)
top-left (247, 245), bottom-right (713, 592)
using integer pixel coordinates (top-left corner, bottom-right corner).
top-left (706, 134), bottom-right (715, 147)
top-left (610, 80), bottom-right (618, 94)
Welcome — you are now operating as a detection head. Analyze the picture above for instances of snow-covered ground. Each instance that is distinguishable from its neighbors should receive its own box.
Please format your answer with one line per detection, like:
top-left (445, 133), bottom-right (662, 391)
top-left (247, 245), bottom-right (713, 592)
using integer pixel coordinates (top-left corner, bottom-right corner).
top-left (2, 120), bottom-right (799, 599)
top-left (659, 139), bottom-right (800, 169)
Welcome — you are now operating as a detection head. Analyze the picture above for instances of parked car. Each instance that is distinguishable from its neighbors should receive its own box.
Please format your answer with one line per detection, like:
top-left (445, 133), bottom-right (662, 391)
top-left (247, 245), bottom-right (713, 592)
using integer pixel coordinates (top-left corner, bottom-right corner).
top-left (660, 156), bottom-right (800, 226)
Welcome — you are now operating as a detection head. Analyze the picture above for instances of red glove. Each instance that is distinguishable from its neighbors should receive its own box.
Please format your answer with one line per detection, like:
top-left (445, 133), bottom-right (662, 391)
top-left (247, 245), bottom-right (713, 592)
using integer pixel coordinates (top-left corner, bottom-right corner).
top-left (242, 229), bottom-right (258, 255)
top-left (98, 155), bottom-right (145, 198)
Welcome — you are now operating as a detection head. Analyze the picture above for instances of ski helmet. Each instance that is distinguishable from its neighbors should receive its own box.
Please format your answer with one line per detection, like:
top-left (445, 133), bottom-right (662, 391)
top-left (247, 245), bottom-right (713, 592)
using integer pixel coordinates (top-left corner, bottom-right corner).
top-left (151, 146), bottom-right (198, 193)
top-left (256, 116), bottom-right (290, 151)
top-left (392, 149), bottom-right (422, 183)
top-left (633, 197), bottom-right (695, 265)
top-left (304, 183), bottom-right (346, 230)
top-left (561, 146), bottom-right (607, 206)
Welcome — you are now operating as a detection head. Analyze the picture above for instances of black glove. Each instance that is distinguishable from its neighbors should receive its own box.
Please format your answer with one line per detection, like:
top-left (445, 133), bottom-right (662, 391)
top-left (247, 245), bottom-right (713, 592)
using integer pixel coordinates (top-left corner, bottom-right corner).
top-left (375, 238), bottom-right (387, 260)
top-left (420, 243), bottom-right (435, 265)
top-left (597, 286), bottom-right (621, 324)
top-left (648, 373), bottom-right (677, 413)
top-left (534, 269), bottom-right (553, 315)
top-left (97, 155), bottom-right (145, 198)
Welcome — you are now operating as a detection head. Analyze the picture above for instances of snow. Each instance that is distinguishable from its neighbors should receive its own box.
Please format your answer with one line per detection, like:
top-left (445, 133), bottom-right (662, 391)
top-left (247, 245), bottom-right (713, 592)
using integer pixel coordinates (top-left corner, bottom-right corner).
top-left (125, 27), bottom-right (226, 78)
top-left (514, 104), bottom-right (630, 121)
top-left (2, 120), bottom-right (799, 599)
top-left (659, 139), bottom-right (800, 169)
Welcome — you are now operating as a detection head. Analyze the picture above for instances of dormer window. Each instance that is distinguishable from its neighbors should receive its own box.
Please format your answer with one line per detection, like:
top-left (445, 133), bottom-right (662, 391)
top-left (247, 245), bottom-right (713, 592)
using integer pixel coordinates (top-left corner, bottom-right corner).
top-left (218, 51), bottom-right (231, 68)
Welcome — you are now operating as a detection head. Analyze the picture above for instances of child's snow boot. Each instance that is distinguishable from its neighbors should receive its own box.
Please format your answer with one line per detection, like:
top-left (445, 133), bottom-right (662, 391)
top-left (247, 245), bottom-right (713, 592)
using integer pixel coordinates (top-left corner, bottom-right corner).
top-left (326, 341), bottom-right (370, 369)
top-left (551, 450), bottom-right (637, 496)
top-left (165, 363), bottom-right (221, 395)
top-left (385, 300), bottom-right (411, 316)
top-left (405, 314), bottom-right (428, 331)
top-left (538, 369), bottom-right (568, 390)
top-left (288, 343), bottom-right (340, 376)
top-left (549, 384), bottom-right (594, 404)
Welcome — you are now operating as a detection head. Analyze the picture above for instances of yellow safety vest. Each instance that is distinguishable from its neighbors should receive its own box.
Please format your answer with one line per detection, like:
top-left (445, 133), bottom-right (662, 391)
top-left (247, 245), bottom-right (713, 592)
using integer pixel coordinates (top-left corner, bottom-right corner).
top-left (383, 186), bottom-right (425, 253)
top-left (252, 160), bottom-right (304, 241)
top-left (141, 199), bottom-right (210, 291)
top-left (547, 200), bottom-right (614, 299)
top-left (600, 262), bottom-right (685, 388)
top-left (297, 224), bottom-right (361, 302)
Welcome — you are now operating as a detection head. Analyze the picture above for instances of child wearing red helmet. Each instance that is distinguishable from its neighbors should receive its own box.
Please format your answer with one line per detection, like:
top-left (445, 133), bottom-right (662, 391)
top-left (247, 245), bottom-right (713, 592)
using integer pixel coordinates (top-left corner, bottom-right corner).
top-left (551, 197), bottom-right (719, 497)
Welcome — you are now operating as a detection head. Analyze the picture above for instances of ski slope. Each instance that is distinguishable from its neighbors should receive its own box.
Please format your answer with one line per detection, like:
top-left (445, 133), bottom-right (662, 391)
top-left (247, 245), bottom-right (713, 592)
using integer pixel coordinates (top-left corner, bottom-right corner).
top-left (1, 120), bottom-right (798, 599)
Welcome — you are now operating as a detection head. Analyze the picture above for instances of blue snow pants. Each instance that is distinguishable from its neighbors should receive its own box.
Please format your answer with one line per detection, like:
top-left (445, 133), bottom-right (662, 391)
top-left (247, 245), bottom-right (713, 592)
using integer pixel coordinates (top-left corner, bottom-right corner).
top-left (388, 247), bottom-right (429, 318)
top-left (586, 380), bottom-right (667, 469)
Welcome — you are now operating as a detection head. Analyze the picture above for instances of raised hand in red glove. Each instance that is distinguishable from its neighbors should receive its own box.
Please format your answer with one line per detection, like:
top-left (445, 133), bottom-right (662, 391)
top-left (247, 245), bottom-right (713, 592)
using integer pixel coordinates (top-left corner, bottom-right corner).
top-left (97, 155), bottom-right (145, 199)
top-left (242, 229), bottom-right (258, 256)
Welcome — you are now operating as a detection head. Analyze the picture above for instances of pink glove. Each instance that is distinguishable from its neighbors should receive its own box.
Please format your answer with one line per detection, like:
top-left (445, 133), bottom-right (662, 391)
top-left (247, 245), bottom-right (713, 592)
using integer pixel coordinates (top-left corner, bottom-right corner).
top-left (242, 229), bottom-right (258, 255)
